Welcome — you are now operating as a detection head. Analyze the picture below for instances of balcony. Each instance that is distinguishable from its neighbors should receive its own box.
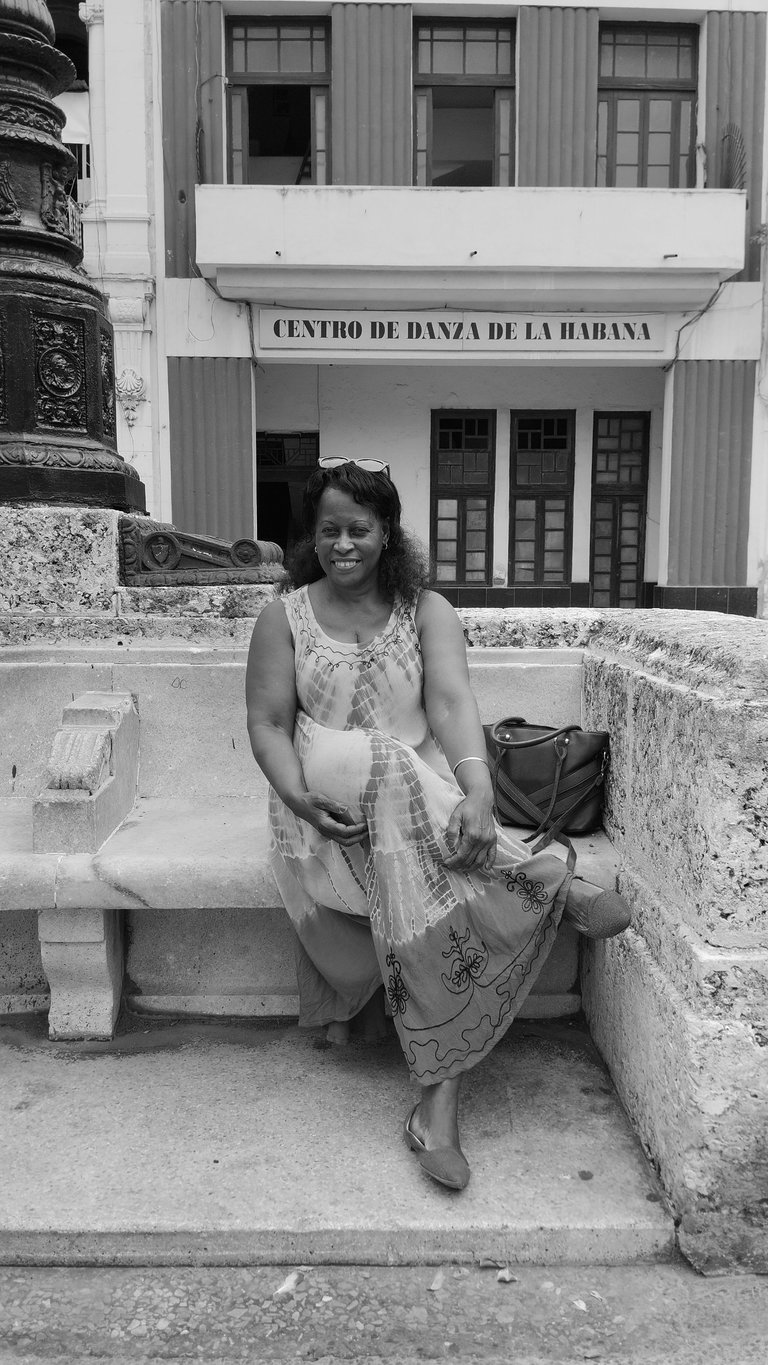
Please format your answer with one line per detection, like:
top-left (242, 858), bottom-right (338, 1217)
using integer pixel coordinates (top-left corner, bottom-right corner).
top-left (195, 185), bottom-right (746, 313)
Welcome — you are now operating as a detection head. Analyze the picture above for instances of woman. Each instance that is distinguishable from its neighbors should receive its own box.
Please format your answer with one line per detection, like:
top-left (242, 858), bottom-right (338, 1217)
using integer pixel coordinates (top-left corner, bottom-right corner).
top-left (246, 459), bottom-right (629, 1191)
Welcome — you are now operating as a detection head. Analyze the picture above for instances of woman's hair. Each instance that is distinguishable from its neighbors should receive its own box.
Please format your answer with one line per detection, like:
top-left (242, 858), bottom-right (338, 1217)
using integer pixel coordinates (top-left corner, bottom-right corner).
top-left (284, 464), bottom-right (430, 603)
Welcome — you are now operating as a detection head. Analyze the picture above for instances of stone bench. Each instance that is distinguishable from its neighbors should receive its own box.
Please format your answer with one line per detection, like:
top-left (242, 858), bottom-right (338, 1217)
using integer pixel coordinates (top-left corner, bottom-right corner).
top-left (0, 653), bottom-right (617, 1037)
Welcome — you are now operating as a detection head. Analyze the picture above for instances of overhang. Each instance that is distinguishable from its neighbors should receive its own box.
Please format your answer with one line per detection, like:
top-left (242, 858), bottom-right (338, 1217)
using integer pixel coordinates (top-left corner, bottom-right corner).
top-left (195, 185), bottom-right (747, 313)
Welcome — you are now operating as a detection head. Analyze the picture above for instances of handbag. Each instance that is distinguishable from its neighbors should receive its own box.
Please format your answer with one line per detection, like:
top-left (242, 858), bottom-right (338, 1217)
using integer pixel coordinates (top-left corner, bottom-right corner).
top-left (483, 716), bottom-right (609, 847)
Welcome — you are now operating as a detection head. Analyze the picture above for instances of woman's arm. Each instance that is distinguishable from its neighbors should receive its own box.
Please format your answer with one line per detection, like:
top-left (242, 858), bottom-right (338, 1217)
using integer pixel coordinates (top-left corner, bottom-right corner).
top-left (417, 590), bottom-right (496, 872)
top-left (245, 600), bottom-right (367, 846)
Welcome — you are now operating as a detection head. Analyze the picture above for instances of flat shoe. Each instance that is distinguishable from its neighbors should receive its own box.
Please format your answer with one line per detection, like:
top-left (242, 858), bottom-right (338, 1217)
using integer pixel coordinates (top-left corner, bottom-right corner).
top-left (563, 877), bottom-right (631, 939)
top-left (403, 1106), bottom-right (471, 1191)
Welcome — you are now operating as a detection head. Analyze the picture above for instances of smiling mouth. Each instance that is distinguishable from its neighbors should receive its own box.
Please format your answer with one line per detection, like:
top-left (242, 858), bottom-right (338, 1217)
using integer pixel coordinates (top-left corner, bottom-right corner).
top-left (331, 559), bottom-right (360, 569)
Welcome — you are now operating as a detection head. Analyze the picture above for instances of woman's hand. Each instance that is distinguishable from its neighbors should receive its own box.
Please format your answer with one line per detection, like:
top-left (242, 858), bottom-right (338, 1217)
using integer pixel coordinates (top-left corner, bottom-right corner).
top-left (443, 790), bottom-right (497, 873)
top-left (293, 792), bottom-right (368, 847)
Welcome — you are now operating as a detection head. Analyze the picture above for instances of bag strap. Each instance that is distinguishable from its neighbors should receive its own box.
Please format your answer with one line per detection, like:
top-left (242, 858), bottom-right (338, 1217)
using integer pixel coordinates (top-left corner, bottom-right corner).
top-left (491, 719), bottom-right (583, 751)
top-left (533, 827), bottom-right (577, 875)
top-left (539, 733), bottom-right (568, 828)
top-left (493, 737), bottom-right (578, 873)
top-left (522, 761), bottom-right (607, 844)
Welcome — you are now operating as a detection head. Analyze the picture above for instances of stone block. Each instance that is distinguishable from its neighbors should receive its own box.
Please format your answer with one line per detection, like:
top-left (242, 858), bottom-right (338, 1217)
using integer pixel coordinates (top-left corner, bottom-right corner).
top-left (583, 654), bottom-right (768, 947)
top-left (33, 693), bottom-right (139, 854)
top-left (38, 906), bottom-right (123, 1040)
top-left (582, 886), bottom-right (768, 1222)
top-left (0, 506), bottom-right (121, 614)
top-left (0, 907), bottom-right (49, 1014)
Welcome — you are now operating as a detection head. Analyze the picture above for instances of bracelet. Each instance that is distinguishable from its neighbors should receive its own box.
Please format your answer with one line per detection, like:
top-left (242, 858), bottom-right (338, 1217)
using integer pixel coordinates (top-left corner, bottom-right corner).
top-left (452, 756), bottom-right (489, 778)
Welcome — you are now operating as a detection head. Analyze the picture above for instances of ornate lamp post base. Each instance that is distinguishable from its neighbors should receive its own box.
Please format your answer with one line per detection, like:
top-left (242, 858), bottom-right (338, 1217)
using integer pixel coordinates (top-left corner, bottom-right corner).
top-left (0, 461), bottom-right (145, 511)
top-left (0, 0), bottom-right (146, 513)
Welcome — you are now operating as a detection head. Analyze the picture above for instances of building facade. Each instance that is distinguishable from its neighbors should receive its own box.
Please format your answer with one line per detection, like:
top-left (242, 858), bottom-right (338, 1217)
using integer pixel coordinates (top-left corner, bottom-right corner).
top-left (65, 0), bottom-right (768, 613)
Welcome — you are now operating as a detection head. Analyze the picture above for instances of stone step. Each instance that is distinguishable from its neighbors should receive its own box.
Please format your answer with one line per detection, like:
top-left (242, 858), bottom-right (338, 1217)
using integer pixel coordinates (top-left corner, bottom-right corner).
top-left (0, 1012), bottom-right (674, 1268)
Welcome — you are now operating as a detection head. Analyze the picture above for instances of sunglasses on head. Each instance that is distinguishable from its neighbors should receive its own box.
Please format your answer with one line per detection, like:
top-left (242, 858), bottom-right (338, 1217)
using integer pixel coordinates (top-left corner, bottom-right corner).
top-left (318, 456), bottom-right (390, 475)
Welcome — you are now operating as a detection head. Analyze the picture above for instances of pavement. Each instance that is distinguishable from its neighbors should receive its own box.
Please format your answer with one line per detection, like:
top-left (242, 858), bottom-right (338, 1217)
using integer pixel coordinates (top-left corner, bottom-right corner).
top-left (1, 1261), bottom-right (768, 1364)
top-left (0, 1013), bottom-right (671, 1268)
top-left (2, 1013), bottom-right (767, 1364)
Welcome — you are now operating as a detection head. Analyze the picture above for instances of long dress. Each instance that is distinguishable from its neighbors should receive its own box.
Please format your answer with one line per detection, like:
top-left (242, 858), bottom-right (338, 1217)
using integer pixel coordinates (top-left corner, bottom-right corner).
top-left (268, 585), bottom-right (571, 1085)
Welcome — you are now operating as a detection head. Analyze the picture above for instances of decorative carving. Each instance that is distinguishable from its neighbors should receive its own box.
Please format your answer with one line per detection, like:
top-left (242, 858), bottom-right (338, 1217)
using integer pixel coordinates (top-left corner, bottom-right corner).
top-left (99, 329), bottom-right (115, 439)
top-left (0, 440), bottom-right (143, 477)
top-left (0, 97), bottom-right (63, 137)
top-left (109, 297), bottom-right (146, 327)
top-left (40, 161), bottom-right (72, 234)
top-left (115, 367), bottom-right (145, 427)
top-left (78, 1), bottom-right (105, 27)
top-left (33, 313), bottom-right (87, 430)
top-left (0, 159), bottom-right (20, 222)
top-left (47, 728), bottom-right (112, 794)
top-left (119, 517), bottom-right (285, 586)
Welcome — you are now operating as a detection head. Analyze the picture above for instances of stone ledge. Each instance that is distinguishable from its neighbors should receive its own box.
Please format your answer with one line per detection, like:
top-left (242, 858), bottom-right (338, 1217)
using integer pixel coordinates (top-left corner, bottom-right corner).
top-left (0, 850), bottom-right (59, 912)
top-left (3, 606), bottom-right (766, 694)
top-left (622, 869), bottom-right (768, 1021)
top-left (0, 797), bottom-right (619, 914)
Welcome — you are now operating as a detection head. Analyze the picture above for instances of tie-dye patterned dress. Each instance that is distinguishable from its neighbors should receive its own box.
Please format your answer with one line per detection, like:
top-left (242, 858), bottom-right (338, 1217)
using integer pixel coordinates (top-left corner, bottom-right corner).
top-left (269, 585), bottom-right (570, 1084)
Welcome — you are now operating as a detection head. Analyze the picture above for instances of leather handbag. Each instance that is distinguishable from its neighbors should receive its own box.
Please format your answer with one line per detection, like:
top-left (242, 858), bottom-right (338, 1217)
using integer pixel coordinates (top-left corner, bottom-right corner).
top-left (483, 716), bottom-right (609, 845)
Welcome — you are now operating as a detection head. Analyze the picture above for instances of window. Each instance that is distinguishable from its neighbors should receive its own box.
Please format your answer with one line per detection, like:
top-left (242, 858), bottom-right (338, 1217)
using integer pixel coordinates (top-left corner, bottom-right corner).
top-left (509, 414), bottom-right (574, 584)
top-left (590, 414), bottom-right (649, 607)
top-left (431, 413), bottom-right (495, 583)
top-left (256, 431), bottom-right (319, 554)
top-left (227, 21), bottom-right (329, 185)
top-left (414, 22), bottom-right (514, 186)
top-left (597, 25), bottom-right (697, 188)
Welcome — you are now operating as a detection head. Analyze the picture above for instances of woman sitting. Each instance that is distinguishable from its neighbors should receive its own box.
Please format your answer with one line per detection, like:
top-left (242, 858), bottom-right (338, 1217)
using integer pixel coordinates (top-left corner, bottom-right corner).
top-left (246, 459), bottom-right (629, 1191)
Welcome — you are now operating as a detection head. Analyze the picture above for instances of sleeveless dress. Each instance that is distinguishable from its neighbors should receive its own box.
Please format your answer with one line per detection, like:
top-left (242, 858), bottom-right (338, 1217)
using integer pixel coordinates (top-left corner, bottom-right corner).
top-left (268, 585), bottom-right (571, 1085)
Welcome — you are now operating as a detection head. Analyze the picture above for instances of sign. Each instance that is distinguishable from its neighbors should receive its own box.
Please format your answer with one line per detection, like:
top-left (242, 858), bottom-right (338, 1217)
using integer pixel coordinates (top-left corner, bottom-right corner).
top-left (258, 308), bottom-right (666, 355)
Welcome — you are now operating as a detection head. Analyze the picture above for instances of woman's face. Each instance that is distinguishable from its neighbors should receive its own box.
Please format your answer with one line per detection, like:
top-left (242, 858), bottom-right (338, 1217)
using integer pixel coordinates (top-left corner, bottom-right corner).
top-left (314, 487), bottom-right (388, 590)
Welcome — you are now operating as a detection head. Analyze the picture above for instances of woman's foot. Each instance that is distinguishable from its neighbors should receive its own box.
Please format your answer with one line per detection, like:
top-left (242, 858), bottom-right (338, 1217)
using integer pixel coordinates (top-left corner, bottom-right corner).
top-left (404, 1077), bottom-right (470, 1190)
top-left (326, 1020), bottom-right (350, 1045)
top-left (562, 877), bottom-right (631, 939)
